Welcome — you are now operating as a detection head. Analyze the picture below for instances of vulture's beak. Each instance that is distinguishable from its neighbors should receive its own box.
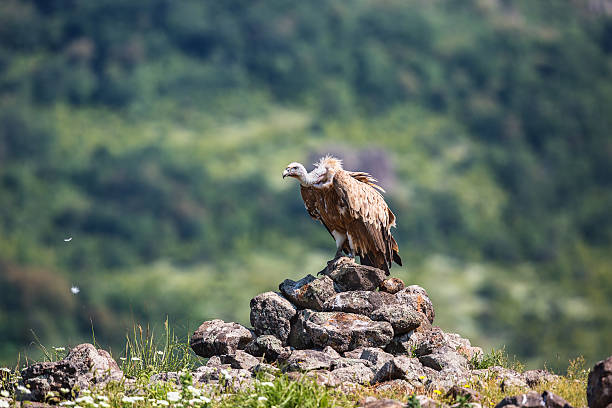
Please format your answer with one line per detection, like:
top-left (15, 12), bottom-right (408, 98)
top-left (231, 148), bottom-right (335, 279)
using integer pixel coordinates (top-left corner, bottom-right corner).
top-left (282, 169), bottom-right (289, 178)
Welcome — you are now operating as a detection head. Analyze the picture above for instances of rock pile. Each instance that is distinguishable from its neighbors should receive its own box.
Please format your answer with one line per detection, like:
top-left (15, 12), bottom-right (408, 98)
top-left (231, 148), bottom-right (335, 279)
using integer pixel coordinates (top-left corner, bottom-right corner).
top-left (188, 257), bottom-right (481, 393)
top-left (17, 344), bottom-right (122, 402)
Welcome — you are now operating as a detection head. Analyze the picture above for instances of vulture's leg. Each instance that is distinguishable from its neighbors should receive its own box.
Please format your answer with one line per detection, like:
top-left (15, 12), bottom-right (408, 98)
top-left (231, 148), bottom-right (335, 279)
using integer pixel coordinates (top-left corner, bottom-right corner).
top-left (318, 231), bottom-right (348, 276)
top-left (331, 230), bottom-right (347, 260)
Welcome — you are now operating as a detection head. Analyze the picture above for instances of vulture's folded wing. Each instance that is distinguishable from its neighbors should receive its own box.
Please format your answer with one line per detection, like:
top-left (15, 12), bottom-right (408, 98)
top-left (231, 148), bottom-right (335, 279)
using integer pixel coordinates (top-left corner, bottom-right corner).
top-left (334, 171), bottom-right (400, 272)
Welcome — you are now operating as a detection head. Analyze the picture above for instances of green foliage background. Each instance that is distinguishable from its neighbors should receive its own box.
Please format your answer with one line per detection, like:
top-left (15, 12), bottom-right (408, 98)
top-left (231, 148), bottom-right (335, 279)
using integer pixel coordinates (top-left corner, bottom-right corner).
top-left (1, 0), bottom-right (611, 371)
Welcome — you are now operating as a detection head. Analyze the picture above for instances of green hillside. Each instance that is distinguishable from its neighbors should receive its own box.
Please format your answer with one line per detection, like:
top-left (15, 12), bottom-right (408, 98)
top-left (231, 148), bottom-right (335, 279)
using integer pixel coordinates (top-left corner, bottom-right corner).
top-left (1, 0), bottom-right (611, 371)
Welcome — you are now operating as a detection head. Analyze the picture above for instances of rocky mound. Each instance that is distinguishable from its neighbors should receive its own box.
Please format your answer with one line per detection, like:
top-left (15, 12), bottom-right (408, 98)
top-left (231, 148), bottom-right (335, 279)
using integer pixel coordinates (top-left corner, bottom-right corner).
top-left (184, 258), bottom-right (562, 398)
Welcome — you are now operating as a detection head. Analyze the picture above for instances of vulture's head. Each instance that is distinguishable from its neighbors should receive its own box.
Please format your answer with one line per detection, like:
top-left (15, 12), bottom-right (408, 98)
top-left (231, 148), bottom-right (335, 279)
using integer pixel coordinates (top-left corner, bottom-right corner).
top-left (283, 162), bottom-right (309, 183)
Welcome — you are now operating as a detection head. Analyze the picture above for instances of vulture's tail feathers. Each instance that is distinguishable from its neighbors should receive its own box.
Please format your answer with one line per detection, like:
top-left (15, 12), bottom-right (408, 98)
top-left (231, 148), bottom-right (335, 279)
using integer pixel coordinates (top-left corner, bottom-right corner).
top-left (393, 251), bottom-right (402, 266)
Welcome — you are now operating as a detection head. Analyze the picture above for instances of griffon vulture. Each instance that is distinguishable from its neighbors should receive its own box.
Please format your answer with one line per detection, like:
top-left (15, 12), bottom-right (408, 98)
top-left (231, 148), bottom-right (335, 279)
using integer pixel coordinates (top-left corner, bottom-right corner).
top-left (282, 155), bottom-right (402, 274)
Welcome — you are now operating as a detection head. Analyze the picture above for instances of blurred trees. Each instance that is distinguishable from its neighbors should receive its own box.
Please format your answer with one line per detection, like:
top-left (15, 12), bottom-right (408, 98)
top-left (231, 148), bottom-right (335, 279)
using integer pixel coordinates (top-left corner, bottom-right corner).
top-left (0, 0), bottom-right (611, 370)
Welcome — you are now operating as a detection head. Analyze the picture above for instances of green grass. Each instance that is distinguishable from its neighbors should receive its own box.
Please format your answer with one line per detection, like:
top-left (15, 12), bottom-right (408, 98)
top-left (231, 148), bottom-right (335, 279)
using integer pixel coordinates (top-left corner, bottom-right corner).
top-left (119, 318), bottom-right (203, 379)
top-left (469, 347), bottom-right (524, 371)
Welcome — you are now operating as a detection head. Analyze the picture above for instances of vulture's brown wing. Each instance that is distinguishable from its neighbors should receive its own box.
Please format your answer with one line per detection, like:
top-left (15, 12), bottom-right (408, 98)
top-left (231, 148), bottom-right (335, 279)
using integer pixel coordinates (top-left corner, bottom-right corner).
top-left (334, 171), bottom-right (401, 273)
top-left (301, 185), bottom-right (350, 253)
top-left (300, 185), bottom-right (321, 221)
top-left (348, 171), bottom-right (385, 193)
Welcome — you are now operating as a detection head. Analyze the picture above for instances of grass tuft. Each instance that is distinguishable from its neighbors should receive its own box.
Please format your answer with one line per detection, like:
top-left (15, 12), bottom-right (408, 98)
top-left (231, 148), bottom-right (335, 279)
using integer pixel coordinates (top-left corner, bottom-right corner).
top-left (120, 318), bottom-right (203, 379)
top-left (469, 347), bottom-right (523, 371)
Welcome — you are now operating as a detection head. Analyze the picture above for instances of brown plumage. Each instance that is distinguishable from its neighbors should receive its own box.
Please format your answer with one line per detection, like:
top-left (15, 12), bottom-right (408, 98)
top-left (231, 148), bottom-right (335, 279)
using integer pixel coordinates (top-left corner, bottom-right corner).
top-left (283, 156), bottom-right (402, 274)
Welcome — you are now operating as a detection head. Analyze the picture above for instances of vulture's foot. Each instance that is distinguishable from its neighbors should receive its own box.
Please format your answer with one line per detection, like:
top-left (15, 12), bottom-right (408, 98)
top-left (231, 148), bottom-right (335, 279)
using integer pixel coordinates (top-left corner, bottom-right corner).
top-left (318, 255), bottom-right (354, 276)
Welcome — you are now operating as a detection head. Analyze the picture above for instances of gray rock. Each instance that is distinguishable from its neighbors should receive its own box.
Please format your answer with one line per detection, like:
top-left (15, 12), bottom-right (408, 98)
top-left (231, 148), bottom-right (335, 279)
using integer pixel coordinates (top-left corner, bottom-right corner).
top-left (244, 335), bottom-right (291, 362)
top-left (250, 363), bottom-right (280, 379)
top-left (425, 368), bottom-right (470, 393)
top-left (19, 343), bottom-right (123, 402)
top-left (219, 350), bottom-right (260, 370)
top-left (416, 396), bottom-right (440, 408)
top-left (418, 346), bottom-right (469, 373)
top-left (347, 348), bottom-right (394, 372)
top-left (326, 259), bottom-right (388, 292)
top-left (19, 361), bottom-right (77, 401)
top-left (481, 366), bottom-right (528, 389)
top-left (522, 369), bottom-right (559, 387)
top-left (371, 355), bottom-right (426, 384)
top-left (371, 379), bottom-right (416, 394)
top-left (205, 355), bottom-right (223, 367)
top-left (287, 311), bottom-right (314, 350)
top-left (322, 346), bottom-right (342, 359)
top-left (287, 370), bottom-right (341, 387)
top-left (391, 327), bottom-right (480, 360)
top-left (588, 355), bottom-right (612, 408)
top-left (495, 391), bottom-right (573, 408)
top-left (284, 349), bottom-right (338, 372)
top-left (395, 285), bottom-right (435, 324)
top-left (292, 310), bottom-right (394, 353)
top-left (445, 384), bottom-right (481, 402)
top-left (279, 275), bottom-right (336, 311)
top-left (360, 397), bottom-right (406, 408)
top-left (385, 331), bottom-right (416, 355)
top-left (332, 357), bottom-right (375, 370)
top-left (193, 365), bottom-right (251, 384)
top-left (379, 277), bottom-right (406, 294)
top-left (324, 291), bottom-right (396, 315)
top-left (66, 344), bottom-right (123, 389)
top-left (331, 362), bottom-right (374, 385)
top-left (250, 292), bottom-right (296, 343)
top-left (542, 391), bottom-right (574, 408)
top-left (149, 371), bottom-right (181, 385)
top-left (370, 304), bottom-right (423, 335)
top-left (190, 319), bottom-right (253, 358)
top-left (439, 331), bottom-right (482, 361)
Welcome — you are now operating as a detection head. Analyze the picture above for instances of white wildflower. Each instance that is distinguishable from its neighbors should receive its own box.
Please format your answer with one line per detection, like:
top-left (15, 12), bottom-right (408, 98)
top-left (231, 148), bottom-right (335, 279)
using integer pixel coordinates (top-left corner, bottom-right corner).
top-left (119, 357), bottom-right (126, 361)
top-left (60, 401), bottom-right (76, 406)
top-left (186, 386), bottom-right (200, 396)
top-left (188, 399), bottom-right (202, 405)
top-left (258, 396), bottom-right (268, 402)
top-left (130, 357), bottom-right (141, 361)
top-left (166, 391), bottom-right (181, 402)
top-left (0, 390), bottom-right (9, 397)
top-left (54, 347), bottom-right (66, 352)
top-left (156, 351), bottom-right (164, 355)
top-left (0, 400), bottom-right (9, 408)
top-left (156, 400), bottom-right (169, 406)
top-left (71, 286), bottom-right (80, 294)
top-left (99, 402), bottom-right (110, 408)
top-left (122, 396), bottom-right (135, 403)
top-left (219, 369), bottom-right (232, 381)
top-left (64, 237), bottom-right (73, 242)
top-left (0, 368), bottom-right (10, 373)
top-left (17, 385), bottom-right (31, 395)
top-left (60, 388), bottom-right (70, 394)
top-left (76, 395), bottom-right (94, 404)
top-left (259, 381), bottom-right (274, 387)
